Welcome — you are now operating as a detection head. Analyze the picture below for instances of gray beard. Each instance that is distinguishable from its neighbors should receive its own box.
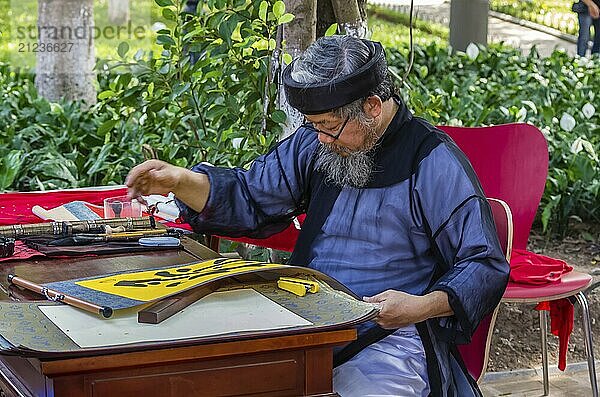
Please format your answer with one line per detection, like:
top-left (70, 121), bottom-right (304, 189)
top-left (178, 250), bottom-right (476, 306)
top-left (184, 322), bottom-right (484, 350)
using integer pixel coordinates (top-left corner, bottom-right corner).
top-left (316, 144), bottom-right (374, 188)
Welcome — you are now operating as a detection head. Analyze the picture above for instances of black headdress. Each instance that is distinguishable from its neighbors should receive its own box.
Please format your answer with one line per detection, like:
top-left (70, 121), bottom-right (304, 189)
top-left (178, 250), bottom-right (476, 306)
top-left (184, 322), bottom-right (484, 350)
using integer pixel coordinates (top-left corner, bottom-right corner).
top-left (282, 39), bottom-right (387, 115)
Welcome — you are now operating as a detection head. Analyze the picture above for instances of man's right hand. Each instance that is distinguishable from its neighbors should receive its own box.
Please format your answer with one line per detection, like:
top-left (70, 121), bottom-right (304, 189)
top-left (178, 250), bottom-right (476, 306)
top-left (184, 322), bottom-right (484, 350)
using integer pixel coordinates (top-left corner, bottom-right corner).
top-left (126, 160), bottom-right (185, 199)
top-left (126, 160), bottom-right (211, 214)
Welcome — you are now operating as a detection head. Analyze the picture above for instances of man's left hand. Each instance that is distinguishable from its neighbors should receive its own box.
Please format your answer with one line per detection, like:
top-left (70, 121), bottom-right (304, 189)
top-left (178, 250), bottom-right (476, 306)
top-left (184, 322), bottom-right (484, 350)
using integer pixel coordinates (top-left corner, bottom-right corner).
top-left (363, 290), bottom-right (452, 329)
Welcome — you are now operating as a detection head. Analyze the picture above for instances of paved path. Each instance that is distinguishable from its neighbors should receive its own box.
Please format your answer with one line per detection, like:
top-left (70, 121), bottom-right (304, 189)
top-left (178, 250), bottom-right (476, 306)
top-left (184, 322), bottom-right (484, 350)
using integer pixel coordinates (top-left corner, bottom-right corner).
top-left (369, 0), bottom-right (577, 57)
top-left (480, 363), bottom-right (597, 396)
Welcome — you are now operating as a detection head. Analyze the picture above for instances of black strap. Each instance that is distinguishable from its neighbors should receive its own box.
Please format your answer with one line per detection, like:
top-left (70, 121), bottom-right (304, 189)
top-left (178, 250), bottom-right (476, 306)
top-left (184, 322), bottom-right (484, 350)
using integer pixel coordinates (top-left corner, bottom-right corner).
top-left (333, 326), bottom-right (395, 367)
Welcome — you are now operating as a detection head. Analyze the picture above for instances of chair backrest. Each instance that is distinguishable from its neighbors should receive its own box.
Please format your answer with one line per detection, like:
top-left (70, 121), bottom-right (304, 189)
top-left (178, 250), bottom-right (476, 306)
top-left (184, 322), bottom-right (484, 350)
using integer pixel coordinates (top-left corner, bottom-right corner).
top-left (457, 197), bottom-right (513, 382)
top-left (439, 123), bottom-right (548, 250)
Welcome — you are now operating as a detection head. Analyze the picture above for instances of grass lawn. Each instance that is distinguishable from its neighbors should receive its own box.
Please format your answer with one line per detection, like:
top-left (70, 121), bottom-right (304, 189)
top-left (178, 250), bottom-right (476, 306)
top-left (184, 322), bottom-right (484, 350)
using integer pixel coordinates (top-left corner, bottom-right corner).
top-left (368, 5), bottom-right (448, 50)
top-left (0, 0), bottom-right (163, 71)
top-left (490, 0), bottom-right (579, 35)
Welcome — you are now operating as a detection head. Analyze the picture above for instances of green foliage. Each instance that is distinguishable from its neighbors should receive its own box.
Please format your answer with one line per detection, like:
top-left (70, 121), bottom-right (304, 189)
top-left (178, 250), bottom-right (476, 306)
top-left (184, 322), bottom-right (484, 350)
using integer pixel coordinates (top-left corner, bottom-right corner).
top-left (368, 5), bottom-right (449, 40)
top-left (386, 42), bottom-right (600, 235)
top-left (0, 0), bottom-right (290, 191)
top-left (0, 64), bottom-right (116, 190)
top-left (490, 0), bottom-right (578, 35)
top-left (96, 0), bottom-right (290, 169)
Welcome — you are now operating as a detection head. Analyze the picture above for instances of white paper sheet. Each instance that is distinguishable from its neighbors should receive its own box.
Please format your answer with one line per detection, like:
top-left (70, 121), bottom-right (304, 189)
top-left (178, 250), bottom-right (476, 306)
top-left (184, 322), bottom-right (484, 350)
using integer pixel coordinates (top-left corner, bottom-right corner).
top-left (39, 289), bottom-right (312, 348)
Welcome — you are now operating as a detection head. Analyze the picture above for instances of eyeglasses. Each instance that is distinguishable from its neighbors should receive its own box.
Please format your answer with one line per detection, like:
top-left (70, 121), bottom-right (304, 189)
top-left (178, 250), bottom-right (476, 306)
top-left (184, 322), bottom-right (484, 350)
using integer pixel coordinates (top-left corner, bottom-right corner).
top-left (304, 116), bottom-right (350, 140)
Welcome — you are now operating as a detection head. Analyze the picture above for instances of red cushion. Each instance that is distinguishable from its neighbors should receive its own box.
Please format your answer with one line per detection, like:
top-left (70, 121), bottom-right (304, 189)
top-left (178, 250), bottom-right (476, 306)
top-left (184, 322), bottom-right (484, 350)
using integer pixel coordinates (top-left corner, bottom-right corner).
top-left (503, 271), bottom-right (592, 301)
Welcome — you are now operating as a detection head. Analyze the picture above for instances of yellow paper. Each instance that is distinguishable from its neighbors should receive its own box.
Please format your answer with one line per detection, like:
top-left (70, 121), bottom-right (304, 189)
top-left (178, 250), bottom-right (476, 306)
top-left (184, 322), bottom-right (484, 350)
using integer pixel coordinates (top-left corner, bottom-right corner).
top-left (76, 258), bottom-right (287, 301)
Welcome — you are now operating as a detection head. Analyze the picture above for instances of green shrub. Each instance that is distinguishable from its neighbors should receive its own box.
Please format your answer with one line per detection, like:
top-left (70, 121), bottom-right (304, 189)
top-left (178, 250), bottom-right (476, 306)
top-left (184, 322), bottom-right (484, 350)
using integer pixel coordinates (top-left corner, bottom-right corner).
top-left (96, 0), bottom-right (291, 169)
top-left (387, 42), bottom-right (599, 235)
top-left (0, 64), bottom-right (109, 190)
top-left (0, 0), bottom-right (291, 191)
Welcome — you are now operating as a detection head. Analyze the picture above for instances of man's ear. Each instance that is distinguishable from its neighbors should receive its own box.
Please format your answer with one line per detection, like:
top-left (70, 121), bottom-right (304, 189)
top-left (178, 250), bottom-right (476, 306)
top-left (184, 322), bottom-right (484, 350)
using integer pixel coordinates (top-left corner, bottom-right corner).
top-left (363, 96), bottom-right (383, 118)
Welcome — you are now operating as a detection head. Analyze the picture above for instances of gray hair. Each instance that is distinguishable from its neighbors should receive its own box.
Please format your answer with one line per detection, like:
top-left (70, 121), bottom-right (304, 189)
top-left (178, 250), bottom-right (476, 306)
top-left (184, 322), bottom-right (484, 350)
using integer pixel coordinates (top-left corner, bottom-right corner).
top-left (291, 35), bottom-right (395, 122)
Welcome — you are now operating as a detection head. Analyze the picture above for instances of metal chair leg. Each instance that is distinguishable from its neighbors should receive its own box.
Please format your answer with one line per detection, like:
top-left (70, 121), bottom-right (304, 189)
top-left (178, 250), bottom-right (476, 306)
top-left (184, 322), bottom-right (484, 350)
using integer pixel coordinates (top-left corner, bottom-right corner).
top-left (540, 309), bottom-right (550, 396)
top-left (575, 292), bottom-right (599, 397)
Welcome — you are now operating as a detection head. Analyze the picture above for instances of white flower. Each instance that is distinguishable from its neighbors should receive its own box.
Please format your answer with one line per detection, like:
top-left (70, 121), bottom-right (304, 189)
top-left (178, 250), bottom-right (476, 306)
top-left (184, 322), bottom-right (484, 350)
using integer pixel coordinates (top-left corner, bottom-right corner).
top-left (582, 103), bottom-right (595, 119)
top-left (571, 137), bottom-right (584, 154)
top-left (571, 137), bottom-right (599, 161)
top-left (560, 113), bottom-right (576, 132)
top-left (466, 43), bottom-right (479, 60)
top-left (577, 56), bottom-right (590, 66)
top-left (232, 137), bottom-right (244, 149)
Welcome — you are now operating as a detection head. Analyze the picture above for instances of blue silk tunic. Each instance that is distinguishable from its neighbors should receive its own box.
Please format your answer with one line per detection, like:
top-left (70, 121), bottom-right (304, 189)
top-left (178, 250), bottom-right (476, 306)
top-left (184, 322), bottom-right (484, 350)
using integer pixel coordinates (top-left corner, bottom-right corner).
top-left (176, 99), bottom-right (510, 396)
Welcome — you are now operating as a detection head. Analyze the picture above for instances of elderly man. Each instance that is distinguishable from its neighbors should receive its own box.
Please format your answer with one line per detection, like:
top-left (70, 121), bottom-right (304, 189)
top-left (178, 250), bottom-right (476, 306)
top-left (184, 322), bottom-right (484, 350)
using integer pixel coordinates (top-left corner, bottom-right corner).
top-left (126, 35), bottom-right (509, 397)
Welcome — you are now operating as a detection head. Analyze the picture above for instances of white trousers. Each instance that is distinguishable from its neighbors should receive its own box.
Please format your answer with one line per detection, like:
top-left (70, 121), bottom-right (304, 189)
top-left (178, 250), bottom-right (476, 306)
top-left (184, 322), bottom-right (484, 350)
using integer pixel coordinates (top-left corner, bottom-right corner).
top-left (333, 326), bottom-right (430, 397)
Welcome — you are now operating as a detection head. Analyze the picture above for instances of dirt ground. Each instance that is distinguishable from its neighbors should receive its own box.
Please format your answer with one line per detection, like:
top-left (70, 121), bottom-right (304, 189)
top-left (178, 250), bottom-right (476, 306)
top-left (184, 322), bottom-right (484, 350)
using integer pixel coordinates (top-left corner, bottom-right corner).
top-left (487, 224), bottom-right (600, 372)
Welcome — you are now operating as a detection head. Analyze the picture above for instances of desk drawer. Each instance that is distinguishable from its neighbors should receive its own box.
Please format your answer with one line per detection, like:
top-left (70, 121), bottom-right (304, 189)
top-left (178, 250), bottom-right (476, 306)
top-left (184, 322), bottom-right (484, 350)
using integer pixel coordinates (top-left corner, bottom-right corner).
top-left (55, 350), bottom-right (307, 397)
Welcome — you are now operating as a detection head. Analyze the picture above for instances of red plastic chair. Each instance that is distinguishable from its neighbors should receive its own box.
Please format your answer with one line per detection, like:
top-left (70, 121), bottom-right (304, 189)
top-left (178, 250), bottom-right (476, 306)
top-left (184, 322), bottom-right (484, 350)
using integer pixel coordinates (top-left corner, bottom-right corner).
top-left (441, 123), bottom-right (597, 396)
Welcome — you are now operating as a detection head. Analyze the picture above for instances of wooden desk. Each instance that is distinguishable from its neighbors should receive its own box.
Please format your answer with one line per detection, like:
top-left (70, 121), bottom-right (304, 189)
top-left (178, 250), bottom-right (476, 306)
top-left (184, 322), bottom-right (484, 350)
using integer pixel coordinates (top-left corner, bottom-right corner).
top-left (0, 237), bottom-right (355, 397)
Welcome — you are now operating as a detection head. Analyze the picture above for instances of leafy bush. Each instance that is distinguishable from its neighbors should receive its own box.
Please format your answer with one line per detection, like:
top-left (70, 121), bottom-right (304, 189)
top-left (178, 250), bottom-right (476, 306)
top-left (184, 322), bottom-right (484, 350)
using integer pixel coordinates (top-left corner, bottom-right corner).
top-left (386, 43), bottom-right (599, 235)
top-left (0, 0), bottom-right (291, 191)
top-left (96, 0), bottom-right (292, 169)
top-left (0, 64), bottom-right (111, 190)
top-left (368, 5), bottom-right (448, 41)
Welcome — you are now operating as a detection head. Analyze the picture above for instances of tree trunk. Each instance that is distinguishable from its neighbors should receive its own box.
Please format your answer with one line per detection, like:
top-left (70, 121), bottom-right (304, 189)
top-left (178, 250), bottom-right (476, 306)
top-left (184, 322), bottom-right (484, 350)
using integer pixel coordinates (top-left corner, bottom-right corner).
top-left (283, 0), bottom-right (317, 58)
top-left (330, 0), bottom-right (367, 37)
top-left (449, 0), bottom-right (489, 51)
top-left (36, 0), bottom-right (96, 107)
top-left (317, 0), bottom-right (366, 37)
top-left (316, 0), bottom-right (335, 37)
top-left (108, 0), bottom-right (130, 25)
top-left (280, 0), bottom-right (317, 137)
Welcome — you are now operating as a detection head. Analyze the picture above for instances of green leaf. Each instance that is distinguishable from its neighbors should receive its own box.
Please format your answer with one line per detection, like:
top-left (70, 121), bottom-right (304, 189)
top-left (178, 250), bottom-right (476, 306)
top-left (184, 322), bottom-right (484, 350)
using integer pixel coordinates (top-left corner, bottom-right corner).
top-left (98, 90), bottom-right (115, 100)
top-left (98, 119), bottom-right (118, 136)
top-left (273, 1), bottom-right (285, 18)
top-left (162, 8), bottom-right (177, 21)
top-left (540, 204), bottom-right (552, 233)
top-left (218, 18), bottom-right (235, 45)
top-left (172, 82), bottom-right (191, 98)
top-left (157, 35), bottom-right (176, 47)
top-left (117, 42), bottom-right (129, 58)
top-left (271, 109), bottom-right (287, 124)
top-left (282, 53), bottom-right (292, 65)
top-left (278, 13), bottom-right (294, 24)
top-left (324, 23), bottom-right (338, 36)
top-left (155, 0), bottom-right (174, 7)
top-left (259, 1), bottom-right (268, 22)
